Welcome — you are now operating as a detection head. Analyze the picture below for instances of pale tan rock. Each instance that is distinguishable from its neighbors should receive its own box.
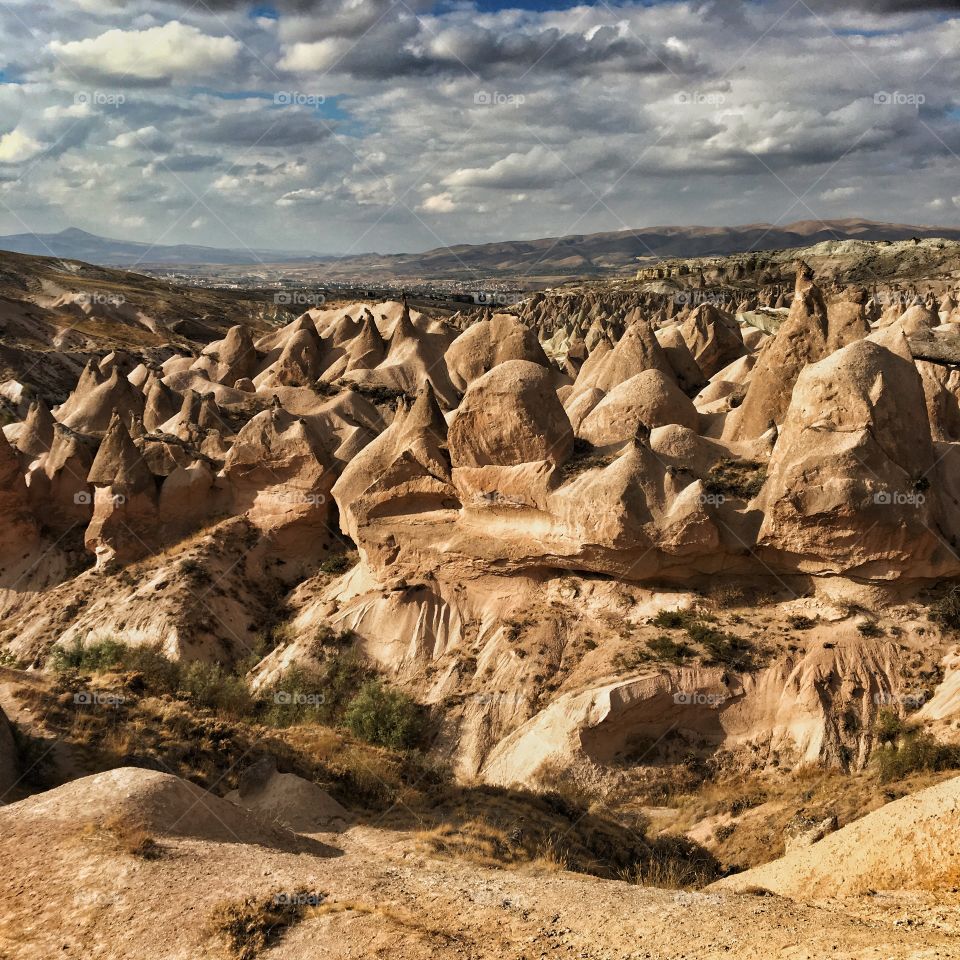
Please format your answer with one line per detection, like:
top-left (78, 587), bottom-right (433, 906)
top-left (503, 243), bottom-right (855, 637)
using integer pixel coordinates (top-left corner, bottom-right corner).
top-left (578, 369), bottom-right (699, 448)
top-left (655, 323), bottom-right (706, 394)
top-left (679, 303), bottom-right (745, 379)
top-left (58, 366), bottom-right (145, 436)
top-left (726, 271), bottom-right (828, 440)
top-left (757, 339), bottom-right (950, 577)
top-left (445, 313), bottom-right (549, 393)
top-left (449, 360), bottom-right (573, 468)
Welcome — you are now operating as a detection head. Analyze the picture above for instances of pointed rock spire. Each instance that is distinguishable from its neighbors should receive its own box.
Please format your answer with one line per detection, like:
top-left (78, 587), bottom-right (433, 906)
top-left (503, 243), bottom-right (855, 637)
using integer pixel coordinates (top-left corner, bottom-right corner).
top-left (15, 398), bottom-right (55, 458)
top-left (87, 411), bottom-right (154, 493)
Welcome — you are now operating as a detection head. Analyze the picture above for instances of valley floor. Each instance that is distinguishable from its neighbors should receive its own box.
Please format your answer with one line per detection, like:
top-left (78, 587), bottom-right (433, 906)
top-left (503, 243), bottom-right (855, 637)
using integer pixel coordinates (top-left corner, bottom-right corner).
top-left (3, 803), bottom-right (960, 960)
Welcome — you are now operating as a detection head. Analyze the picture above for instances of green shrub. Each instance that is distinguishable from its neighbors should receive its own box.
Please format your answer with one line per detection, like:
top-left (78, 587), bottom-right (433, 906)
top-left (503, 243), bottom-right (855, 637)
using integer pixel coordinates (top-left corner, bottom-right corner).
top-left (0, 649), bottom-right (25, 669)
top-left (319, 554), bottom-right (354, 575)
top-left (259, 666), bottom-right (332, 727)
top-left (874, 728), bottom-right (960, 783)
top-left (930, 585), bottom-right (960, 631)
top-left (178, 662), bottom-right (254, 718)
top-left (50, 637), bottom-right (127, 673)
top-left (121, 645), bottom-right (182, 695)
top-left (651, 609), bottom-right (697, 630)
top-left (874, 707), bottom-right (905, 744)
top-left (686, 622), bottom-right (756, 670)
top-left (343, 680), bottom-right (426, 750)
top-left (646, 635), bottom-right (695, 663)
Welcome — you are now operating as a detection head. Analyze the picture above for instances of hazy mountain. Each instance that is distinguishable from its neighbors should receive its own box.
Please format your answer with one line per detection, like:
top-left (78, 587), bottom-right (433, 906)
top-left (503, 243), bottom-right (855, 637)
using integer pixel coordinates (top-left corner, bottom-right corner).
top-left (3, 219), bottom-right (960, 276)
top-left (315, 218), bottom-right (960, 279)
top-left (0, 227), bottom-right (318, 267)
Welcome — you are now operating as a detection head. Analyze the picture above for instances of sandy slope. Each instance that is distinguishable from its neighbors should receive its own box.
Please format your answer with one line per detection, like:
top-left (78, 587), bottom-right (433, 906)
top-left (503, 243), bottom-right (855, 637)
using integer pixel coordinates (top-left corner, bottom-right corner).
top-left (713, 775), bottom-right (960, 900)
top-left (0, 768), bottom-right (958, 960)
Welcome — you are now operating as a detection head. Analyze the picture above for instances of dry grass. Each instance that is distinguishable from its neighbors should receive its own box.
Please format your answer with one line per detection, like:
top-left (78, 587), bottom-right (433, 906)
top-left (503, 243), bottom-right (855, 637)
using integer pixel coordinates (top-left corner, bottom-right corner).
top-left (207, 891), bottom-right (318, 959)
top-left (92, 815), bottom-right (164, 860)
top-left (659, 766), bottom-right (958, 871)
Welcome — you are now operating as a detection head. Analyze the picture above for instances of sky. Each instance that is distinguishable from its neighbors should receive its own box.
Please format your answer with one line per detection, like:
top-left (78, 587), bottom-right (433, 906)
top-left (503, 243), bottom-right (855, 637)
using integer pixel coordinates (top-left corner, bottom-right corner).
top-left (0, 0), bottom-right (958, 255)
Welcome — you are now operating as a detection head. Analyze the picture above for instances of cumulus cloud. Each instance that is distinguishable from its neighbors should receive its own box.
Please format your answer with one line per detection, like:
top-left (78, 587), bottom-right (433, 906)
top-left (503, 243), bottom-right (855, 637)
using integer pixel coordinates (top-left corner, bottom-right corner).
top-left (109, 125), bottom-right (172, 151)
top-left (279, 16), bottom-right (701, 80)
top-left (445, 146), bottom-right (570, 191)
top-left (0, 129), bottom-right (44, 163)
top-left (421, 192), bottom-right (457, 213)
top-left (1, 0), bottom-right (959, 251)
top-left (48, 21), bottom-right (241, 84)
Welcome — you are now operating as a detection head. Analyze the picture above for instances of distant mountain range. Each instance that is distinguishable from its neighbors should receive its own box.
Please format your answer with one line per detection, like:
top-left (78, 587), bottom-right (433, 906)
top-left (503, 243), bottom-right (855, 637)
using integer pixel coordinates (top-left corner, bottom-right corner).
top-left (0, 228), bottom-right (318, 267)
top-left (2, 219), bottom-right (960, 277)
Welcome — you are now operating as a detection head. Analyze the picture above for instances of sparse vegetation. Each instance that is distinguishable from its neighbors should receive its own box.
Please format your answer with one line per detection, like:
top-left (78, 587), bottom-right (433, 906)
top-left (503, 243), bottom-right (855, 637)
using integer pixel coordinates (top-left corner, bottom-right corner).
top-left (930, 584), bottom-right (960, 631)
top-left (557, 438), bottom-right (615, 481)
top-left (857, 621), bottom-right (884, 638)
top-left (343, 680), bottom-right (426, 750)
top-left (650, 609), bottom-right (698, 630)
top-left (100, 815), bottom-right (164, 860)
top-left (646, 634), bottom-right (695, 663)
top-left (707, 583), bottom-right (748, 609)
top-left (318, 552), bottom-right (357, 575)
top-left (208, 891), bottom-right (316, 960)
top-left (347, 382), bottom-right (411, 405)
top-left (787, 615), bottom-right (816, 631)
top-left (703, 459), bottom-right (767, 500)
top-left (648, 609), bottom-right (759, 670)
top-left (872, 709), bottom-right (960, 783)
top-left (691, 624), bottom-right (756, 670)
top-left (179, 557), bottom-right (212, 585)
top-left (620, 834), bottom-right (722, 889)
top-left (50, 637), bottom-right (128, 673)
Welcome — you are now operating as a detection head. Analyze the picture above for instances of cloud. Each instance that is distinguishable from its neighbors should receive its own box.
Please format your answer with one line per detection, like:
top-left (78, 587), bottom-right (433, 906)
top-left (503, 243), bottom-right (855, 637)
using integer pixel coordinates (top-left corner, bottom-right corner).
top-left (109, 125), bottom-right (172, 151)
top-left (445, 146), bottom-right (570, 191)
top-left (421, 192), bottom-right (457, 213)
top-left (0, 129), bottom-right (44, 163)
top-left (48, 21), bottom-right (241, 84)
top-left (820, 186), bottom-right (860, 201)
top-left (3, 0), bottom-right (960, 251)
top-left (147, 152), bottom-right (221, 173)
top-left (193, 106), bottom-right (332, 146)
top-left (279, 15), bottom-right (702, 80)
